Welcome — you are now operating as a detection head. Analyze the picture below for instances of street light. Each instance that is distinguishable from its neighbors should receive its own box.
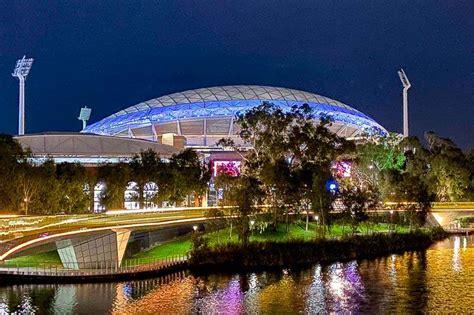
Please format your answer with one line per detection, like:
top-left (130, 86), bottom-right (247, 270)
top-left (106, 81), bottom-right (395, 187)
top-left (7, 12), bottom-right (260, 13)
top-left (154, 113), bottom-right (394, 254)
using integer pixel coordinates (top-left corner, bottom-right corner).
top-left (398, 68), bottom-right (411, 138)
top-left (193, 225), bottom-right (198, 232)
top-left (12, 56), bottom-right (34, 136)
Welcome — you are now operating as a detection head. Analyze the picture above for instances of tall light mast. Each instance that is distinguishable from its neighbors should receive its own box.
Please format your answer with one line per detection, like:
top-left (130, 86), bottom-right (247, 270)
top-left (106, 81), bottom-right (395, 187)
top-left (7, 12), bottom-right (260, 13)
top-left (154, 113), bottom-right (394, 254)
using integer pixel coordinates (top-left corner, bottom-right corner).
top-left (78, 106), bottom-right (92, 130)
top-left (398, 68), bottom-right (411, 137)
top-left (12, 56), bottom-right (34, 136)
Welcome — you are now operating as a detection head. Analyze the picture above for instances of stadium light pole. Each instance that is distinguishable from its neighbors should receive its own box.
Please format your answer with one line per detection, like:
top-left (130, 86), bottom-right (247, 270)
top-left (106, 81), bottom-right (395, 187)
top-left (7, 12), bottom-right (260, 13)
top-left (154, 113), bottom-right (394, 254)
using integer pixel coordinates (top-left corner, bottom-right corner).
top-left (12, 56), bottom-right (34, 136)
top-left (78, 106), bottom-right (92, 130)
top-left (397, 68), bottom-right (411, 138)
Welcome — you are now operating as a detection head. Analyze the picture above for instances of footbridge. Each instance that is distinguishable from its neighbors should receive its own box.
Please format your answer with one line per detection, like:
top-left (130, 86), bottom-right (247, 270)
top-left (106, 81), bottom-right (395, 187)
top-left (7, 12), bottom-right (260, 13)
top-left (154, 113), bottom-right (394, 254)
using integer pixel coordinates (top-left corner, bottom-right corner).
top-left (373, 202), bottom-right (474, 228)
top-left (0, 216), bottom-right (208, 270)
top-left (0, 203), bottom-right (472, 271)
top-left (429, 203), bottom-right (474, 228)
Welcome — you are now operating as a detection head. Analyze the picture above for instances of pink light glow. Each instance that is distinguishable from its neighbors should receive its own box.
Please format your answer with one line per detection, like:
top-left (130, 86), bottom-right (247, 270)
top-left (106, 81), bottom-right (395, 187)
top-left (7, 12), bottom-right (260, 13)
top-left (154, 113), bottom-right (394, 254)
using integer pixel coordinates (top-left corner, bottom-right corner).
top-left (212, 160), bottom-right (241, 177)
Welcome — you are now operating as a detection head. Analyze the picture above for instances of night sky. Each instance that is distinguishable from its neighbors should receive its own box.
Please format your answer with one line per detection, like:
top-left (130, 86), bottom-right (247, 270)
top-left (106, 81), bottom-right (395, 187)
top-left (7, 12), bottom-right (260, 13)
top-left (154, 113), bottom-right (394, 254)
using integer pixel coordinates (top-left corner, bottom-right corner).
top-left (0, 1), bottom-right (473, 149)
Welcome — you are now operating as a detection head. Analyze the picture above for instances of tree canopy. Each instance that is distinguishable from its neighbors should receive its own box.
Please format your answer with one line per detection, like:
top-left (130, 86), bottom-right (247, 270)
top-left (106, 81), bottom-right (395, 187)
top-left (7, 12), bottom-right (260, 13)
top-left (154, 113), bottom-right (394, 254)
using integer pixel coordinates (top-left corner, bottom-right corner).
top-left (217, 102), bottom-right (354, 237)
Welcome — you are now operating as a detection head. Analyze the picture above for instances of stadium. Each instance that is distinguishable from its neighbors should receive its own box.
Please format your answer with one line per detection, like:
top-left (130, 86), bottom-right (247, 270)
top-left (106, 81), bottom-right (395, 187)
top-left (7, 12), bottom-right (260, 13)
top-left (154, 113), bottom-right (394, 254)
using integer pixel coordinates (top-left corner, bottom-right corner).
top-left (15, 85), bottom-right (389, 209)
top-left (83, 85), bottom-right (388, 149)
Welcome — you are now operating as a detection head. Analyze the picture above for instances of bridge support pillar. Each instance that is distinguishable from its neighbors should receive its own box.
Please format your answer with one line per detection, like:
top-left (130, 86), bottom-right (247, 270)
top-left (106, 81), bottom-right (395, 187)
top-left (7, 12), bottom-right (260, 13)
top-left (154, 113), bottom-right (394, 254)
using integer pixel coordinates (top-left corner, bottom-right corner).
top-left (56, 229), bottom-right (131, 270)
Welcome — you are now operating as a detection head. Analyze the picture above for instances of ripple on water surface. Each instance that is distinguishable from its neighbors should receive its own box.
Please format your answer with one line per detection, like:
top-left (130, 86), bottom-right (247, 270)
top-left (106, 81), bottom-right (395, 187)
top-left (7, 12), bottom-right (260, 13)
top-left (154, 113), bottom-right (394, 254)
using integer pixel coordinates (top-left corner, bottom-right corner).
top-left (0, 236), bottom-right (473, 314)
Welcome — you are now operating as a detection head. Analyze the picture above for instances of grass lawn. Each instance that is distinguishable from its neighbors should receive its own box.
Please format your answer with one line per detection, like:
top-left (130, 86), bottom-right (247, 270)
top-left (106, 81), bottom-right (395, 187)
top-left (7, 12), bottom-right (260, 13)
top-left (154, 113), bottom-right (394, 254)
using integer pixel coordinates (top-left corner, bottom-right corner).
top-left (125, 238), bottom-right (192, 264)
top-left (328, 223), bottom-right (409, 236)
top-left (125, 222), bottom-right (410, 262)
top-left (205, 222), bottom-right (410, 245)
top-left (204, 223), bottom-right (316, 246)
top-left (2, 251), bottom-right (62, 268)
top-left (2, 222), bottom-right (411, 267)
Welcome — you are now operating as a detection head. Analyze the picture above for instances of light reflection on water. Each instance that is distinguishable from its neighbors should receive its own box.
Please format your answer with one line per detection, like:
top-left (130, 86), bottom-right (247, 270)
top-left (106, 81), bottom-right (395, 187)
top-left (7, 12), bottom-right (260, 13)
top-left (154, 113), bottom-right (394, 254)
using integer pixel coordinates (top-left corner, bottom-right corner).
top-left (1, 236), bottom-right (474, 314)
top-left (452, 236), bottom-right (461, 272)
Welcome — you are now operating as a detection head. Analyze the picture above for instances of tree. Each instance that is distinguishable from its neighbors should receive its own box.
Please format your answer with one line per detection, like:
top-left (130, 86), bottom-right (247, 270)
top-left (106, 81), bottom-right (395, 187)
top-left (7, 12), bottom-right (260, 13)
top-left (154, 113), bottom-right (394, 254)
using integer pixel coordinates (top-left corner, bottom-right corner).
top-left (375, 137), bottom-right (434, 229)
top-left (424, 132), bottom-right (470, 201)
top-left (163, 149), bottom-right (210, 206)
top-left (214, 172), bottom-right (266, 244)
top-left (298, 120), bottom-right (353, 230)
top-left (429, 155), bottom-right (470, 201)
top-left (223, 175), bottom-right (264, 244)
top-left (0, 134), bottom-right (28, 213)
top-left (467, 149), bottom-right (474, 200)
top-left (33, 160), bottom-right (62, 214)
top-left (16, 160), bottom-right (61, 215)
top-left (218, 103), bottom-right (352, 232)
top-left (355, 133), bottom-right (405, 189)
top-left (214, 172), bottom-right (238, 239)
top-left (85, 167), bottom-right (98, 212)
top-left (16, 162), bottom-right (42, 215)
top-left (338, 182), bottom-right (377, 234)
top-left (129, 149), bottom-right (162, 208)
top-left (222, 102), bottom-right (302, 228)
top-left (381, 168), bottom-right (433, 230)
top-left (56, 162), bottom-right (90, 214)
top-left (205, 207), bottom-right (225, 244)
top-left (97, 163), bottom-right (130, 210)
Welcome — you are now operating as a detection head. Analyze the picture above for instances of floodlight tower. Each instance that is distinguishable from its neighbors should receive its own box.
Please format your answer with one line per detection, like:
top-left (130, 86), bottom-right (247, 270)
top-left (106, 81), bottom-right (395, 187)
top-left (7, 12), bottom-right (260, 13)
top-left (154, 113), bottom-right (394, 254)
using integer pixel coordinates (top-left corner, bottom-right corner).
top-left (78, 106), bottom-right (92, 130)
top-left (12, 56), bottom-right (34, 136)
top-left (398, 68), bottom-right (411, 138)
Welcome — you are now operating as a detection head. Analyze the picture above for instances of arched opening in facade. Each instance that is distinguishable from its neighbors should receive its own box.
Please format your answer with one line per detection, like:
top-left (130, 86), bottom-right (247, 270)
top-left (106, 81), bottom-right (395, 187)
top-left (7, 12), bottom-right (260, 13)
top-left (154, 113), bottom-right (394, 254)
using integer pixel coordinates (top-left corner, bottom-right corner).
top-left (124, 181), bottom-right (140, 210)
top-left (93, 182), bottom-right (106, 213)
top-left (144, 181), bottom-right (159, 209)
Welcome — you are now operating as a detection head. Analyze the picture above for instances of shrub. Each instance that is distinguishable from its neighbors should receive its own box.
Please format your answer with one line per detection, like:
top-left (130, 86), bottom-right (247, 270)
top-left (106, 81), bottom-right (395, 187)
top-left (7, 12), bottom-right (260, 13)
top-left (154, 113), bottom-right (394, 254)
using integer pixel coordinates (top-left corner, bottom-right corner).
top-left (189, 229), bottom-right (447, 269)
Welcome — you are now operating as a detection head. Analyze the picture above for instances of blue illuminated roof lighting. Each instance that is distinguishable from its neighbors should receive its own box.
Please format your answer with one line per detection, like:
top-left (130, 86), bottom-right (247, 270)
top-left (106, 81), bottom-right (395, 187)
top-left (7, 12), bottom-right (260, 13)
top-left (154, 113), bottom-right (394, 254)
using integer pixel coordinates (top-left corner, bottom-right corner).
top-left (83, 85), bottom-right (388, 144)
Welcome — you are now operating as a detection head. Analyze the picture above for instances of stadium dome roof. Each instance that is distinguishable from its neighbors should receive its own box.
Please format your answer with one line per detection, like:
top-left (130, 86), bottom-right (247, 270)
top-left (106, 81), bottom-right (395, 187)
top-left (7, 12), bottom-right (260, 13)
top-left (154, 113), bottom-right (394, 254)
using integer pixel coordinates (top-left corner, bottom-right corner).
top-left (84, 85), bottom-right (387, 146)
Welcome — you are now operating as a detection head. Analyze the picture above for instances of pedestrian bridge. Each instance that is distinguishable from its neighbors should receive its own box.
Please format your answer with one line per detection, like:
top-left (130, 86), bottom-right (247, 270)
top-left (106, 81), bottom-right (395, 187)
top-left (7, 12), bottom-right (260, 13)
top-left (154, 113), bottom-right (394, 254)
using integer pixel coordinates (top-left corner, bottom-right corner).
top-left (380, 202), bottom-right (474, 228)
top-left (429, 208), bottom-right (474, 228)
top-left (0, 217), bottom-right (208, 270)
top-left (0, 203), bottom-right (473, 270)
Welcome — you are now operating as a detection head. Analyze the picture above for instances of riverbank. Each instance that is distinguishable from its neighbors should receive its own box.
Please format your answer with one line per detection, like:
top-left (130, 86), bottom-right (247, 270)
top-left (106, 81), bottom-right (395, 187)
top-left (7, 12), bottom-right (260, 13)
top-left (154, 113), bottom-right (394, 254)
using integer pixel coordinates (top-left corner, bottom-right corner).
top-left (126, 222), bottom-right (409, 263)
top-left (0, 226), bottom-right (448, 284)
top-left (0, 223), bottom-right (428, 268)
top-left (1, 235), bottom-right (471, 314)
top-left (189, 228), bottom-right (448, 271)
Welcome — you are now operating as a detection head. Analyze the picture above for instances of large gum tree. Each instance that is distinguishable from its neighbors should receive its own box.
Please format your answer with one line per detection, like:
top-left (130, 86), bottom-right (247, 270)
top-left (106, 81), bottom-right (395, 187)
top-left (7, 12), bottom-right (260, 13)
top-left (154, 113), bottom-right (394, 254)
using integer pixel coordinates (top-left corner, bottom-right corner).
top-left (218, 102), bottom-right (353, 233)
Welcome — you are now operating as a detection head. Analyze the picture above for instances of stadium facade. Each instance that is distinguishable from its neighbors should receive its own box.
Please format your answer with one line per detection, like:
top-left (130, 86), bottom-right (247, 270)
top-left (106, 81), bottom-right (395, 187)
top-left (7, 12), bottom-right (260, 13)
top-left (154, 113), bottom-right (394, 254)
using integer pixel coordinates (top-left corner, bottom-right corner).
top-left (15, 133), bottom-right (179, 166)
top-left (17, 85), bottom-right (388, 210)
top-left (83, 85), bottom-right (387, 149)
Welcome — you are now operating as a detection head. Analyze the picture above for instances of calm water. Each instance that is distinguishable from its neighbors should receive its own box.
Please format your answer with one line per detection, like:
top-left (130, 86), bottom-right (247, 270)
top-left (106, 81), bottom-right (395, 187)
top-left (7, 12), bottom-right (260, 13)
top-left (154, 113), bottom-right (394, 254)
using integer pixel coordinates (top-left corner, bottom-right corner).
top-left (1, 236), bottom-right (473, 314)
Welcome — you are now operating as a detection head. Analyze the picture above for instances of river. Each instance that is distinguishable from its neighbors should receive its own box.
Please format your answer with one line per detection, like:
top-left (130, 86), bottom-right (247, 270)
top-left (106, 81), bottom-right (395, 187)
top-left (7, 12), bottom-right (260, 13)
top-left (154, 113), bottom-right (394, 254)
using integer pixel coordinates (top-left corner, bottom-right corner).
top-left (0, 235), bottom-right (473, 314)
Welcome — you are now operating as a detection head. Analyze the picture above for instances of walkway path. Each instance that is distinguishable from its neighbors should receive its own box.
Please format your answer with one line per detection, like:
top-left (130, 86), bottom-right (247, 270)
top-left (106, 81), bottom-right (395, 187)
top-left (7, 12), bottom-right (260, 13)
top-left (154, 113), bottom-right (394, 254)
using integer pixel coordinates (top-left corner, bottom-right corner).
top-left (0, 255), bottom-right (188, 283)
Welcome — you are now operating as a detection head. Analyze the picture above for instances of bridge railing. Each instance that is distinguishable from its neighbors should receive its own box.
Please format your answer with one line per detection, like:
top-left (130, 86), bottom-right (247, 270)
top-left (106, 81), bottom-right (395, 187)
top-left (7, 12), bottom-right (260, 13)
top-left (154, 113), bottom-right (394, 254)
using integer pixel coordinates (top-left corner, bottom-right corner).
top-left (431, 202), bottom-right (474, 209)
top-left (0, 254), bottom-right (189, 277)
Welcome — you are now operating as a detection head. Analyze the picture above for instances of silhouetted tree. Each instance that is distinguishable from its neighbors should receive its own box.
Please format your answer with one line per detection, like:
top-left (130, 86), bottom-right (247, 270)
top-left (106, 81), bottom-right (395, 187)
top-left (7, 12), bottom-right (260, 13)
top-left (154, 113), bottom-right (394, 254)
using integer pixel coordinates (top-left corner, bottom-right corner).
top-left (56, 162), bottom-right (90, 214)
top-left (97, 163), bottom-right (131, 209)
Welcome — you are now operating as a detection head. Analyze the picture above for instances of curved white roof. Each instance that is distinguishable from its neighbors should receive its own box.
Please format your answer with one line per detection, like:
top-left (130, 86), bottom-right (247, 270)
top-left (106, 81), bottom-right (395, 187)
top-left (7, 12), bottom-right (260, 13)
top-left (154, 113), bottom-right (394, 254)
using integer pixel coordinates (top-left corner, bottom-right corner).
top-left (111, 85), bottom-right (359, 117)
top-left (84, 85), bottom-right (387, 144)
top-left (15, 133), bottom-right (179, 157)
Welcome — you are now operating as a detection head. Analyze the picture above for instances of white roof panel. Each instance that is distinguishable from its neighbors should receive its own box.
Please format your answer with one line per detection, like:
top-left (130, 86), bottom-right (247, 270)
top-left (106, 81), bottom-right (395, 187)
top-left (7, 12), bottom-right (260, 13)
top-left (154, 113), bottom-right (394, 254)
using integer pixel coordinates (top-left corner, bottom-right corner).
top-left (15, 133), bottom-right (179, 158)
top-left (106, 85), bottom-right (358, 117)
